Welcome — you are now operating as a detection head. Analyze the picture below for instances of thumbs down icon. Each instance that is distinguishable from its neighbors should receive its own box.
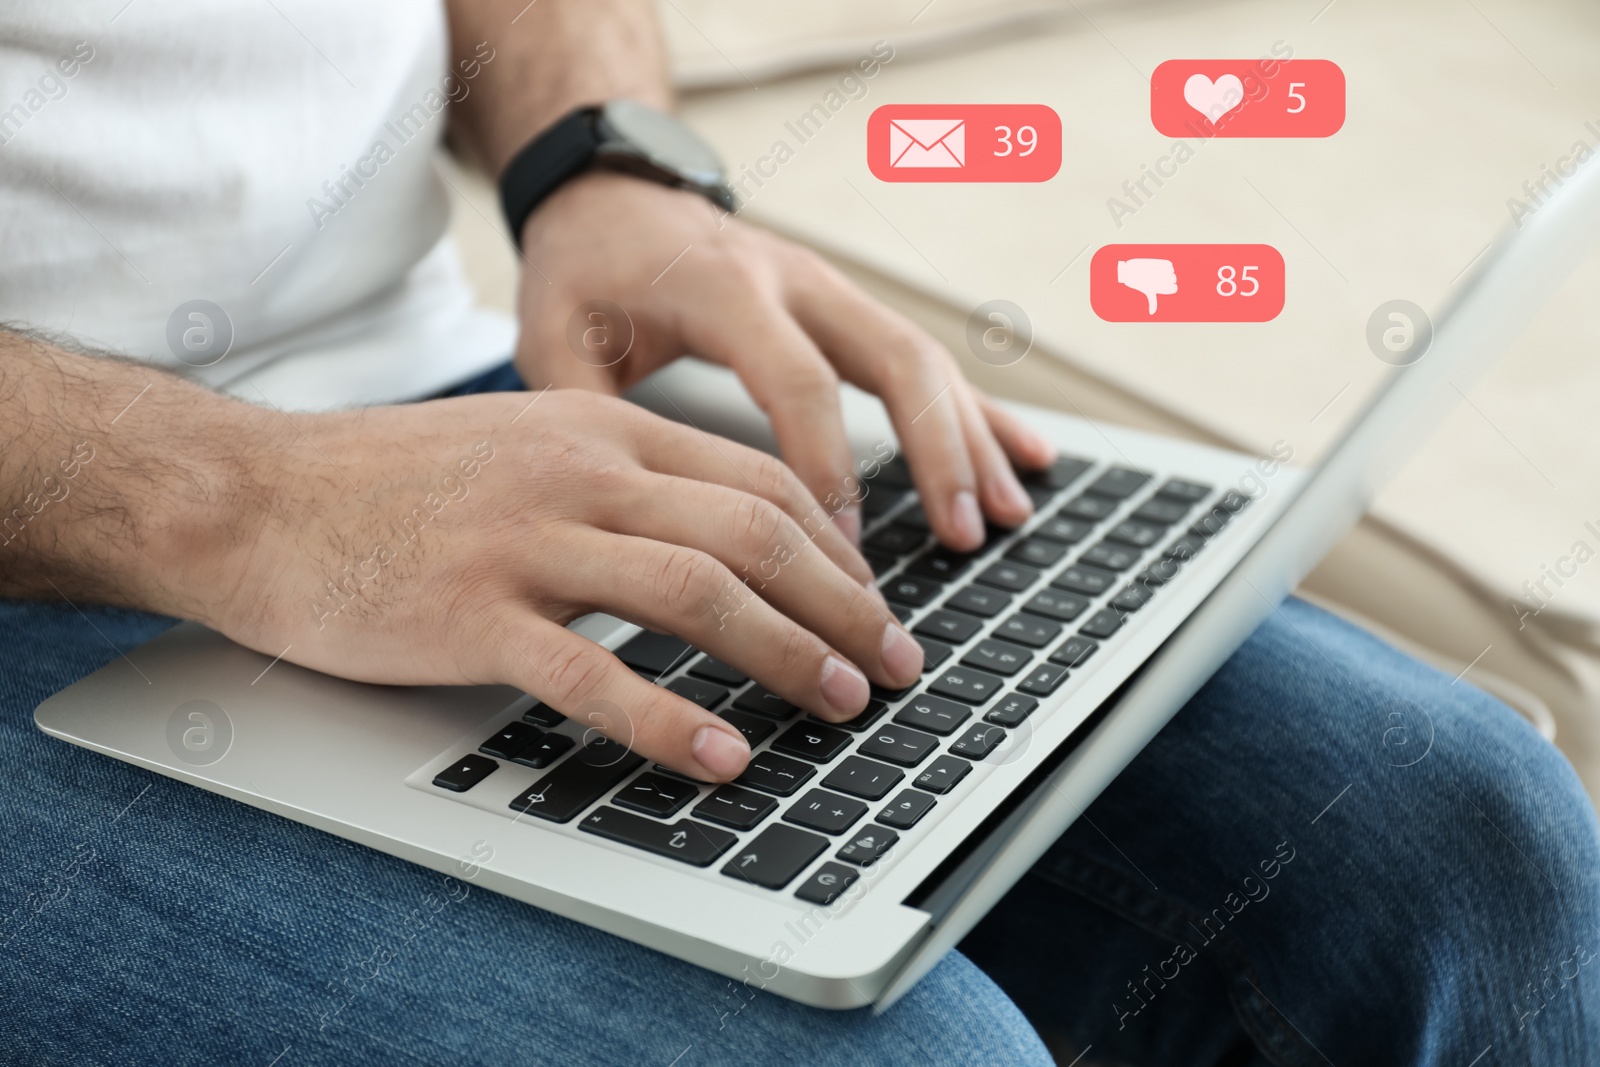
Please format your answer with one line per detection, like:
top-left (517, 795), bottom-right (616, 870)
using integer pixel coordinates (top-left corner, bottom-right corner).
top-left (1117, 258), bottom-right (1178, 315)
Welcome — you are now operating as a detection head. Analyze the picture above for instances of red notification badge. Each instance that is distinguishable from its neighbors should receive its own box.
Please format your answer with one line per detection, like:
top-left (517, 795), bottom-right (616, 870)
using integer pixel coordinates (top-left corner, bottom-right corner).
top-left (867, 105), bottom-right (1061, 182)
top-left (1150, 59), bottom-right (1345, 138)
top-left (1090, 244), bottom-right (1284, 322)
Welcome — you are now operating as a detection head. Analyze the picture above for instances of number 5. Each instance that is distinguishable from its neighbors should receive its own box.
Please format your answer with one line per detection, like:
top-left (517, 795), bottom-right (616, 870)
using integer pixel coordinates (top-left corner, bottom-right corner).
top-left (1286, 82), bottom-right (1306, 114)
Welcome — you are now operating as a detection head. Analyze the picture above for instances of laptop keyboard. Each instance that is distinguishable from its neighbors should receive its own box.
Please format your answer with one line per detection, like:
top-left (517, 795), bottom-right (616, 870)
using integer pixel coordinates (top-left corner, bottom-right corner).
top-left (429, 455), bottom-right (1250, 904)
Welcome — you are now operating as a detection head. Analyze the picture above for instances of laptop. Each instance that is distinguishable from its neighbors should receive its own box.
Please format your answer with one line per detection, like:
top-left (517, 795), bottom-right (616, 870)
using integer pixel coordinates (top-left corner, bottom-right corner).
top-left (35, 157), bottom-right (1600, 1011)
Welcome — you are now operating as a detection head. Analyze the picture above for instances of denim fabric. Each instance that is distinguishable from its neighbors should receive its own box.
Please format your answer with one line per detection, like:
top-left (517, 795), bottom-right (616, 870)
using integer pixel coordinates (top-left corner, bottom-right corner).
top-left (435, 361), bottom-right (527, 397)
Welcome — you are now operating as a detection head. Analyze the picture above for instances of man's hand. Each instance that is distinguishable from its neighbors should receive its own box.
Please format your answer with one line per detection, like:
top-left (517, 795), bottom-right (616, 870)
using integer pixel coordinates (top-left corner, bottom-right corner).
top-left (211, 389), bottom-right (924, 782)
top-left (514, 173), bottom-right (1057, 549)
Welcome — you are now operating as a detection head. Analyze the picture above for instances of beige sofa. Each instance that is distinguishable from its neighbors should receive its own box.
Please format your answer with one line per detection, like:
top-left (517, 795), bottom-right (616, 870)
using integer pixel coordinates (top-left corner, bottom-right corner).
top-left (444, 0), bottom-right (1600, 800)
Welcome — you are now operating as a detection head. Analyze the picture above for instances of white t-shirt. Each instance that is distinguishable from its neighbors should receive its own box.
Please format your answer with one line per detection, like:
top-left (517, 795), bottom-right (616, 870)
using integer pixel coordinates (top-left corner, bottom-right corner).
top-left (0, 1), bottom-right (514, 410)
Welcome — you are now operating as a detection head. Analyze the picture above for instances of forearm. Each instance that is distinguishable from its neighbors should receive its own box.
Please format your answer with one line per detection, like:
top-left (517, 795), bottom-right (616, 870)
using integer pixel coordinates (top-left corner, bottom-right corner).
top-left (0, 330), bottom-right (269, 621)
top-left (446, 0), bottom-right (672, 175)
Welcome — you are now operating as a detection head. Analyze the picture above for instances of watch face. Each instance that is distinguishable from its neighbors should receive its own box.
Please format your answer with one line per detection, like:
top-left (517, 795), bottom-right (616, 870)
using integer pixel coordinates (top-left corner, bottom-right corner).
top-left (600, 100), bottom-right (725, 187)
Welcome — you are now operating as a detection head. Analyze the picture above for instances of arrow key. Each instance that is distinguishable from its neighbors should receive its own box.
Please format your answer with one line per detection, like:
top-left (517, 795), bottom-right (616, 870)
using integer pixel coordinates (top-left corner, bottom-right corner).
top-left (722, 824), bottom-right (829, 890)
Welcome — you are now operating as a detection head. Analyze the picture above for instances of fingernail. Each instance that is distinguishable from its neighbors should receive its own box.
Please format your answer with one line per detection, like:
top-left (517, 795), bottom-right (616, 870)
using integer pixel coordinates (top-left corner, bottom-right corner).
top-left (999, 473), bottom-right (1033, 515)
top-left (692, 725), bottom-right (751, 779)
top-left (835, 505), bottom-right (862, 546)
top-left (952, 490), bottom-right (984, 546)
top-left (820, 654), bottom-right (870, 715)
top-left (881, 623), bottom-right (924, 684)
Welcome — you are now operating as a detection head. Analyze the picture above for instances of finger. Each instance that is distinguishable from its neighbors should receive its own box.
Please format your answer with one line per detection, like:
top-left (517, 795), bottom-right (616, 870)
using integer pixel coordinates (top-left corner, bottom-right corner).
top-left (595, 471), bottom-right (923, 691)
top-left (498, 615), bottom-right (751, 781)
top-left (951, 381), bottom-right (1034, 529)
top-left (681, 288), bottom-right (865, 546)
top-left (973, 389), bottom-right (1057, 471)
top-left (782, 259), bottom-right (994, 550)
top-left (558, 533), bottom-right (920, 725)
top-left (623, 411), bottom-right (880, 595)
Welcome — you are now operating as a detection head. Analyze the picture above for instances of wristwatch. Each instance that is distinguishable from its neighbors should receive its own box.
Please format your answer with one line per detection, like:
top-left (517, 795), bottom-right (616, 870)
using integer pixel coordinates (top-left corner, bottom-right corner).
top-left (498, 100), bottom-right (737, 246)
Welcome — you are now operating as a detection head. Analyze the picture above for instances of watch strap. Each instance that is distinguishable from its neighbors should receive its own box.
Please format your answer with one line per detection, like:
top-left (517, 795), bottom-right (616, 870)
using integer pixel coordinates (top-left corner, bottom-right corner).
top-left (498, 106), bottom-right (603, 248)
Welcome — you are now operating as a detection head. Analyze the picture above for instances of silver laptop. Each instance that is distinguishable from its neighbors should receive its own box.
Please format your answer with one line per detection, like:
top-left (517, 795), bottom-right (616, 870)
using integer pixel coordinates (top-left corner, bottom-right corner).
top-left (35, 158), bottom-right (1600, 1011)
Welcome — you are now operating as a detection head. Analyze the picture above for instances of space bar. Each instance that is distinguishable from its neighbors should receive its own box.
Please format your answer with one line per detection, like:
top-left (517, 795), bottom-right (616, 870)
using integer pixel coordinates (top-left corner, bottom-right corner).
top-left (509, 739), bottom-right (643, 823)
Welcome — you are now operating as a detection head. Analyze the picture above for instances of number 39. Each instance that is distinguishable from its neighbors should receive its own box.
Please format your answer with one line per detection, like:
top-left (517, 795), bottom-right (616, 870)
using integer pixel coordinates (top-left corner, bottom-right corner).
top-left (994, 125), bottom-right (1037, 157)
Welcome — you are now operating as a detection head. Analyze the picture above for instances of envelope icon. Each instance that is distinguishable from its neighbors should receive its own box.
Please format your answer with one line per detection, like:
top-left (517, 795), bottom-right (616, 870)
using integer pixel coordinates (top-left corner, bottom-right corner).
top-left (888, 118), bottom-right (965, 168)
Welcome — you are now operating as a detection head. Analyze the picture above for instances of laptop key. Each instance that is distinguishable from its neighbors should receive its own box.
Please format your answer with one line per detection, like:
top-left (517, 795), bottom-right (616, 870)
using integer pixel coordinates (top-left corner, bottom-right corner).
top-left (666, 676), bottom-right (730, 711)
top-left (722, 825), bottom-right (829, 890)
top-left (985, 693), bottom-right (1039, 727)
top-left (1157, 479), bottom-right (1212, 503)
top-left (1062, 494), bottom-right (1118, 521)
top-left (1112, 584), bottom-right (1155, 613)
top-left (1131, 496), bottom-right (1191, 525)
top-left (914, 610), bottom-right (984, 645)
top-left (614, 632), bottom-right (693, 677)
top-left (836, 825), bottom-right (899, 866)
top-left (522, 702), bottom-right (567, 729)
top-left (1083, 542), bottom-right (1141, 572)
top-left (480, 721), bottom-right (540, 761)
top-left (1005, 537), bottom-right (1068, 568)
top-left (1220, 490), bottom-right (1251, 513)
top-left (718, 709), bottom-right (776, 748)
top-left (511, 731), bottom-right (576, 769)
top-left (896, 504), bottom-right (932, 531)
top-left (734, 686), bottom-right (800, 720)
top-left (913, 755), bottom-right (972, 794)
top-left (735, 752), bottom-right (817, 797)
top-left (1024, 455), bottom-right (1094, 491)
top-left (908, 546), bottom-right (978, 582)
top-left (1190, 509), bottom-right (1230, 538)
top-left (1105, 520), bottom-right (1165, 549)
top-left (1080, 608), bottom-right (1124, 639)
top-left (876, 789), bottom-right (937, 830)
top-left (688, 655), bottom-right (747, 687)
top-left (1136, 557), bottom-right (1183, 586)
top-left (944, 585), bottom-right (1012, 619)
top-left (613, 772), bottom-right (700, 818)
top-left (858, 724), bottom-right (941, 766)
top-left (579, 808), bottom-right (737, 867)
top-left (949, 724), bottom-right (1008, 759)
top-left (1053, 563), bottom-right (1117, 597)
top-left (861, 487), bottom-right (908, 520)
top-left (865, 551), bottom-right (896, 577)
top-left (1050, 635), bottom-right (1099, 668)
top-left (821, 755), bottom-right (906, 800)
top-left (1034, 516), bottom-right (1094, 544)
top-left (997, 614), bottom-right (1061, 649)
top-left (961, 639), bottom-right (1032, 677)
top-left (1165, 534), bottom-right (1206, 560)
top-left (794, 862), bottom-right (861, 905)
top-left (509, 739), bottom-right (645, 822)
top-left (816, 699), bottom-right (891, 734)
top-left (694, 784), bottom-right (777, 831)
top-left (882, 574), bottom-right (943, 607)
top-left (1022, 588), bottom-right (1090, 623)
top-left (1017, 663), bottom-right (1070, 697)
top-left (974, 561), bottom-right (1040, 593)
top-left (784, 789), bottom-right (869, 835)
top-left (866, 525), bottom-right (926, 556)
top-left (432, 754), bottom-right (498, 793)
top-left (771, 722), bottom-right (853, 763)
top-left (893, 694), bottom-right (973, 736)
top-left (914, 635), bottom-right (955, 672)
top-left (1085, 468), bottom-right (1150, 499)
top-left (928, 665), bottom-right (1004, 705)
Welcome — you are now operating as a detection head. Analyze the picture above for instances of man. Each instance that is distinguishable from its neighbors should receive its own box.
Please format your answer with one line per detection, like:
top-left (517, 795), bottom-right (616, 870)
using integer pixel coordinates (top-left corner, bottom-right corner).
top-left (2, 2), bottom-right (1596, 1064)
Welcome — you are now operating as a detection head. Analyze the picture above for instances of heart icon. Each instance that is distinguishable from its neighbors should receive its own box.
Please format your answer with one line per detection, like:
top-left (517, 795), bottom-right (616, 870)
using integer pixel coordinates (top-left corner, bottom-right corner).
top-left (1183, 73), bottom-right (1245, 124)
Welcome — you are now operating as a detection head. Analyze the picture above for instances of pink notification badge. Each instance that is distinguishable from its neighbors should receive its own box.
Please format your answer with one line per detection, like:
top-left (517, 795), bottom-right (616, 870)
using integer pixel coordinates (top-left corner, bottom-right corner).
top-left (1091, 244), bottom-right (1285, 322)
top-left (1150, 59), bottom-right (1345, 138)
top-left (867, 104), bottom-right (1061, 182)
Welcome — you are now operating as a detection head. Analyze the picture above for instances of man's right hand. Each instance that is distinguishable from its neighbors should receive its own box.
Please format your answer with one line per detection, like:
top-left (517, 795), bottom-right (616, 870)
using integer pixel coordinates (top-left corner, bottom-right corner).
top-left (208, 388), bottom-right (923, 782)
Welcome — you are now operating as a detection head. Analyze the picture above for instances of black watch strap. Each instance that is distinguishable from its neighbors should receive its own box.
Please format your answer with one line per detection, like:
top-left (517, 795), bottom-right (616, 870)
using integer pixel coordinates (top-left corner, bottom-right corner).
top-left (498, 107), bottom-right (604, 248)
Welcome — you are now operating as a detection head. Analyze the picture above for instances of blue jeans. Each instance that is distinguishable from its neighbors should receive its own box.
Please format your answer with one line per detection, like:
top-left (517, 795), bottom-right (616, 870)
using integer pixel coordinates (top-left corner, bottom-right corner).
top-left (3, 373), bottom-right (1597, 1065)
